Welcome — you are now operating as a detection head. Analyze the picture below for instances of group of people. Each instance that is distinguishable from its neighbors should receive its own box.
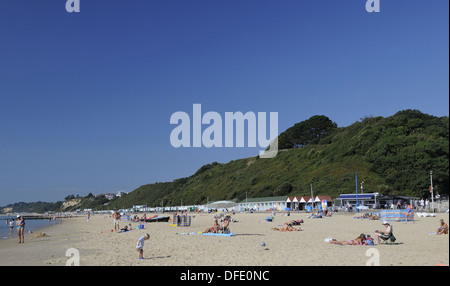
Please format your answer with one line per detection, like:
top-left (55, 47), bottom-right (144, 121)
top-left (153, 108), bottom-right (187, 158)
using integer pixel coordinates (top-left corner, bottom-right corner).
top-left (330, 221), bottom-right (393, 245)
top-left (131, 214), bottom-right (148, 222)
top-left (88, 209), bottom-right (450, 261)
top-left (330, 219), bottom-right (448, 246)
top-left (204, 215), bottom-right (231, 234)
top-left (5, 215), bottom-right (26, 243)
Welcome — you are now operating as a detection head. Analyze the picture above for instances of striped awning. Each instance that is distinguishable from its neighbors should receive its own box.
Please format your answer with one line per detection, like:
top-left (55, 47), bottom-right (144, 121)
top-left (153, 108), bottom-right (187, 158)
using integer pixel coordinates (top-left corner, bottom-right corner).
top-left (337, 194), bottom-right (374, 200)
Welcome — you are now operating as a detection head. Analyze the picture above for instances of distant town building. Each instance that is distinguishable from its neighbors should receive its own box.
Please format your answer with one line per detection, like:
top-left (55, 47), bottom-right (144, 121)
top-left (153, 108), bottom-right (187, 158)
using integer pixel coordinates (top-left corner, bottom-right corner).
top-left (96, 193), bottom-right (116, 200)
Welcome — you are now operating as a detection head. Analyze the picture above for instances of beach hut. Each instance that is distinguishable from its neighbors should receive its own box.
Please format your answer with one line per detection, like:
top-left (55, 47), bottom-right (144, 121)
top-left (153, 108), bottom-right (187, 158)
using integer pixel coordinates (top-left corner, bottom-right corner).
top-left (287, 196), bottom-right (305, 210)
top-left (293, 196), bottom-right (300, 210)
top-left (298, 197), bottom-right (307, 210)
top-left (238, 196), bottom-right (287, 212)
top-left (286, 197), bottom-right (294, 210)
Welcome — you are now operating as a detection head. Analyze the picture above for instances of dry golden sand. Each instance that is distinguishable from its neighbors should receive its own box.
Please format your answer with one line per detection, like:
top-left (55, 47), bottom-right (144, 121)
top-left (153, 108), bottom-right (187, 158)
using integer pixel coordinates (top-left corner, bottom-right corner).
top-left (0, 212), bottom-right (448, 266)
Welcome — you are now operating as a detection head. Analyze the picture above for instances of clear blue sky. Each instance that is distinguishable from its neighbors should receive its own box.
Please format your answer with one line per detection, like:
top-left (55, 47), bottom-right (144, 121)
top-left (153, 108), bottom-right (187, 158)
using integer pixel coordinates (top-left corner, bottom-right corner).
top-left (0, 0), bottom-right (448, 206)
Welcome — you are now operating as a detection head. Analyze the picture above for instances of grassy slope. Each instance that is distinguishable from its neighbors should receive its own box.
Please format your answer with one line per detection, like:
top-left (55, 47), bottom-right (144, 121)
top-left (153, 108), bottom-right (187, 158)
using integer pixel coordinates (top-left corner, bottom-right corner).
top-left (2, 110), bottom-right (448, 213)
top-left (107, 110), bottom-right (448, 210)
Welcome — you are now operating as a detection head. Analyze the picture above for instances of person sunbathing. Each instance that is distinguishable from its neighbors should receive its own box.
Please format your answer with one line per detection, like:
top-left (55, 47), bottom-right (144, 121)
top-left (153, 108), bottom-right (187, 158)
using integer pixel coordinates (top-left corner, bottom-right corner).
top-left (272, 223), bottom-right (303, 232)
top-left (119, 224), bottom-right (133, 232)
top-left (287, 219), bottom-right (303, 226)
top-left (204, 220), bottom-right (220, 233)
top-left (329, 234), bottom-right (366, 245)
top-left (436, 219), bottom-right (448, 235)
top-left (308, 212), bottom-right (320, 218)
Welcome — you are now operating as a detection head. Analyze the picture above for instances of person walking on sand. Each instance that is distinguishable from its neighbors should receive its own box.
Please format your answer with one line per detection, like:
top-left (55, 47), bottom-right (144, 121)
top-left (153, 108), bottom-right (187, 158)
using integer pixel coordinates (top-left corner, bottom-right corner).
top-left (16, 215), bottom-right (25, 243)
top-left (136, 233), bottom-right (150, 260)
top-left (405, 202), bottom-right (414, 223)
top-left (112, 211), bottom-right (121, 231)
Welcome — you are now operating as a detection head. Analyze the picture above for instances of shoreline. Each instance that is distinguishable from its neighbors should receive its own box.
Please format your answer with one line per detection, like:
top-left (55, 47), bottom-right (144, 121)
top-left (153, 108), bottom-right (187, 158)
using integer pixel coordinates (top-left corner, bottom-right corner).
top-left (0, 212), bottom-right (448, 266)
top-left (1, 218), bottom-right (63, 241)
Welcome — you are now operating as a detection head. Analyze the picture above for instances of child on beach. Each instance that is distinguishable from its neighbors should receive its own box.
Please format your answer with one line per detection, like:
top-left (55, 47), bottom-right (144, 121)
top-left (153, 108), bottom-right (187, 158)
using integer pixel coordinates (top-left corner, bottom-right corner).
top-left (136, 233), bottom-right (150, 259)
top-left (9, 219), bottom-right (14, 234)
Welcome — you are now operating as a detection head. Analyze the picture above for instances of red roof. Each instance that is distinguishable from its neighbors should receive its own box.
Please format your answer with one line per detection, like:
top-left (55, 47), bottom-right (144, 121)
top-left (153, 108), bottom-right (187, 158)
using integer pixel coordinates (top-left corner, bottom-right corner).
top-left (316, 195), bottom-right (333, 201)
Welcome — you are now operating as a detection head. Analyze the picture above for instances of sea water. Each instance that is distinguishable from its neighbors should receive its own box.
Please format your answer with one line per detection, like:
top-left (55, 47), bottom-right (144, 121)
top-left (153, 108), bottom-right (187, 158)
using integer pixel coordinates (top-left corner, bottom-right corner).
top-left (0, 215), bottom-right (60, 240)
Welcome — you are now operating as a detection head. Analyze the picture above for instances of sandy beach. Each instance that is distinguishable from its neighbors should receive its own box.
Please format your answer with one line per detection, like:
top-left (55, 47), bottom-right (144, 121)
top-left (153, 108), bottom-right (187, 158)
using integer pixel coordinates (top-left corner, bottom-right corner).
top-left (0, 211), bottom-right (448, 266)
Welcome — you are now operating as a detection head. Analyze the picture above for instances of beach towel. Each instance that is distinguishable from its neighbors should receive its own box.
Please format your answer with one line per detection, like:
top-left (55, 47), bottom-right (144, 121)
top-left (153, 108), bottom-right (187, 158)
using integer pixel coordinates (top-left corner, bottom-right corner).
top-left (176, 231), bottom-right (202, 235)
top-left (202, 232), bottom-right (235, 237)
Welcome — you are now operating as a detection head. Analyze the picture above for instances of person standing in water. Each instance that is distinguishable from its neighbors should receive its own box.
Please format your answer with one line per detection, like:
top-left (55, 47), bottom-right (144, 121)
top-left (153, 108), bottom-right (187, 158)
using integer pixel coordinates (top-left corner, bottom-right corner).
top-left (9, 219), bottom-right (14, 234)
top-left (16, 215), bottom-right (25, 243)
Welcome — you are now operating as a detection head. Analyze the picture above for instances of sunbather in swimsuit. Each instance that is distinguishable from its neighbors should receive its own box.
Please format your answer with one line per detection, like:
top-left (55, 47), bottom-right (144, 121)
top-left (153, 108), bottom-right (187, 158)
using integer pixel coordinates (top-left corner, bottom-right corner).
top-left (330, 234), bottom-right (365, 245)
top-left (272, 224), bottom-right (303, 232)
top-left (347, 239), bottom-right (362, 245)
top-left (204, 220), bottom-right (220, 233)
top-left (437, 219), bottom-right (448, 235)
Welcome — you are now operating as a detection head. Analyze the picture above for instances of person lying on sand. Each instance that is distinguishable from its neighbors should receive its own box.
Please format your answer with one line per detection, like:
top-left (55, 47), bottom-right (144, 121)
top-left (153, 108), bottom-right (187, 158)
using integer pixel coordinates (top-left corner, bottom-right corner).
top-left (329, 234), bottom-right (366, 245)
top-left (271, 223), bottom-right (303, 232)
top-left (120, 224), bottom-right (132, 232)
top-left (286, 219), bottom-right (303, 226)
top-left (309, 212), bottom-right (322, 218)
